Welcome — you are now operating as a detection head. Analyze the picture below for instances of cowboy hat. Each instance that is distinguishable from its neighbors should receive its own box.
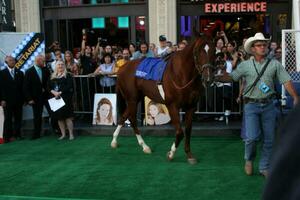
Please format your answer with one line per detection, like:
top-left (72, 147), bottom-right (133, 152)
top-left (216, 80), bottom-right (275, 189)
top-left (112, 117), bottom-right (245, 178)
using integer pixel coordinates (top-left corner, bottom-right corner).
top-left (244, 33), bottom-right (270, 54)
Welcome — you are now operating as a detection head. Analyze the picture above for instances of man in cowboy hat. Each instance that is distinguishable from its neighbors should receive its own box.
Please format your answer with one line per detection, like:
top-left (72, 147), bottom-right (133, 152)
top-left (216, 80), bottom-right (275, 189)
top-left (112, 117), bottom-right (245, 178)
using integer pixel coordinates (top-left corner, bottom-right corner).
top-left (215, 32), bottom-right (299, 178)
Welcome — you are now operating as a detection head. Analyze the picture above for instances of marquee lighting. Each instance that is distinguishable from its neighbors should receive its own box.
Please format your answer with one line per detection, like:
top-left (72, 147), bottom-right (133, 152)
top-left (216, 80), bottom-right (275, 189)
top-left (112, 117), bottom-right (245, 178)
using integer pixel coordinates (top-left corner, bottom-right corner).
top-left (205, 2), bottom-right (267, 13)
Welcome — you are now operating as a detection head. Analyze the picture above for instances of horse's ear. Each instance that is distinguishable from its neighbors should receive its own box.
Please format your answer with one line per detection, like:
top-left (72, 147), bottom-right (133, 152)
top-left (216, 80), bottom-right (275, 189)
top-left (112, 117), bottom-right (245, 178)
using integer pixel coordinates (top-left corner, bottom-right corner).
top-left (193, 28), bottom-right (202, 38)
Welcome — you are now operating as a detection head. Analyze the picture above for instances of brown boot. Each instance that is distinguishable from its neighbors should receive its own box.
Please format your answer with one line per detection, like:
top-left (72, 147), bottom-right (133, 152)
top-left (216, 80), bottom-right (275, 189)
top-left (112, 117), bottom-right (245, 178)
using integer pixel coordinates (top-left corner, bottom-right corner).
top-left (244, 161), bottom-right (253, 176)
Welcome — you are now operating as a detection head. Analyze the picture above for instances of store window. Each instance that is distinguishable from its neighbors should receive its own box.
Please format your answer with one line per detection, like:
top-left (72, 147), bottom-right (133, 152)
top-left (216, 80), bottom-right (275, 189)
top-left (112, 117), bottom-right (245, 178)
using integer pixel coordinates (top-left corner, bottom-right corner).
top-left (43, 0), bottom-right (145, 6)
top-left (179, 14), bottom-right (271, 46)
top-left (276, 13), bottom-right (288, 41)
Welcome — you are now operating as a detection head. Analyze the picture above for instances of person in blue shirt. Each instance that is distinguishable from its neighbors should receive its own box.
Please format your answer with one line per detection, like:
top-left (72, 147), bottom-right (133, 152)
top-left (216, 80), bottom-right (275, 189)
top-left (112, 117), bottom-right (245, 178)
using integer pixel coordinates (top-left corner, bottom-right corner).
top-left (131, 42), bottom-right (154, 60)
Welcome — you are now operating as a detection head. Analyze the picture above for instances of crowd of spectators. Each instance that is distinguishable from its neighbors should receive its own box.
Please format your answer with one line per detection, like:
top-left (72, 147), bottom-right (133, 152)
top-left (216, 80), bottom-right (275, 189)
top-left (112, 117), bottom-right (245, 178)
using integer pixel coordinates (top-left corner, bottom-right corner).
top-left (0, 29), bottom-right (283, 143)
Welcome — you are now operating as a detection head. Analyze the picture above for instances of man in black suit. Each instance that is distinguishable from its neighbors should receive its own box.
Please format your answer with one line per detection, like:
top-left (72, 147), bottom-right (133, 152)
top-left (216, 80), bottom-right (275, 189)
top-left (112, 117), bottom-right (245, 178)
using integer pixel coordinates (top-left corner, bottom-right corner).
top-left (23, 55), bottom-right (50, 140)
top-left (0, 56), bottom-right (24, 142)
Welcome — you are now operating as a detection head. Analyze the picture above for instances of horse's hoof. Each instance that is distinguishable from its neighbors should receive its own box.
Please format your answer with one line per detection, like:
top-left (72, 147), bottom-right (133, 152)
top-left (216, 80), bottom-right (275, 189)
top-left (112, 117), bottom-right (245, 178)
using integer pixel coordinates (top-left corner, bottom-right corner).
top-left (167, 151), bottom-right (174, 161)
top-left (143, 147), bottom-right (152, 154)
top-left (111, 141), bottom-right (118, 149)
top-left (187, 158), bottom-right (197, 165)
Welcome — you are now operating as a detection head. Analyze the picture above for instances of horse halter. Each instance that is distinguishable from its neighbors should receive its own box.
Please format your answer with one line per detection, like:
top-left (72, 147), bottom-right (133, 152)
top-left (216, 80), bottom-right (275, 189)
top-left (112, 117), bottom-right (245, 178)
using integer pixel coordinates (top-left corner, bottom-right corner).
top-left (192, 40), bottom-right (214, 87)
top-left (192, 40), bottom-right (213, 74)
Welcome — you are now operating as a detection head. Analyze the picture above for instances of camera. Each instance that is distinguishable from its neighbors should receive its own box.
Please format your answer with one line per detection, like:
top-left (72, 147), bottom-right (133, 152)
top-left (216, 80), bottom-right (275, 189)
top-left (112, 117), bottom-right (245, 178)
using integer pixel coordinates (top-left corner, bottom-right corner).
top-left (215, 59), bottom-right (225, 69)
top-left (98, 37), bottom-right (107, 43)
top-left (237, 51), bottom-right (245, 58)
top-left (217, 31), bottom-right (224, 37)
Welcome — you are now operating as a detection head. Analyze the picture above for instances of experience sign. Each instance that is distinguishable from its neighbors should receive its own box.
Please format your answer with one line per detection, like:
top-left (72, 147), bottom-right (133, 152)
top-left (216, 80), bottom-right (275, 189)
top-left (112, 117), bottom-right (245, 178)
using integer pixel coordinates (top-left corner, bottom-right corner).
top-left (205, 2), bottom-right (267, 13)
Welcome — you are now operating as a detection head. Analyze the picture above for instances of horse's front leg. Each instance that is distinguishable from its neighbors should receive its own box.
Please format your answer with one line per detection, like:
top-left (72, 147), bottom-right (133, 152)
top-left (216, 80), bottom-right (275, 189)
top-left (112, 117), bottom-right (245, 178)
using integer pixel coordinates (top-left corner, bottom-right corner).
top-left (184, 107), bottom-right (197, 164)
top-left (167, 104), bottom-right (184, 161)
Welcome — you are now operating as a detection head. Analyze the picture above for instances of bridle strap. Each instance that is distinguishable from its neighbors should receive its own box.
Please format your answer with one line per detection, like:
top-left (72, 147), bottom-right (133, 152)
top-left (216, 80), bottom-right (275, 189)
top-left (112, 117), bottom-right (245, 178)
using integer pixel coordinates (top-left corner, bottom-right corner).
top-left (169, 39), bottom-right (213, 90)
top-left (193, 40), bottom-right (214, 74)
top-left (171, 74), bottom-right (198, 90)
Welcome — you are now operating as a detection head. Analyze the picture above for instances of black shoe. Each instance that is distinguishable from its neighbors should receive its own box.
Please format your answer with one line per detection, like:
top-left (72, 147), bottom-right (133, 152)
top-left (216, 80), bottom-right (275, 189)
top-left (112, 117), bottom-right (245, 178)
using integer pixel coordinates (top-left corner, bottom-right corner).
top-left (30, 135), bottom-right (41, 140)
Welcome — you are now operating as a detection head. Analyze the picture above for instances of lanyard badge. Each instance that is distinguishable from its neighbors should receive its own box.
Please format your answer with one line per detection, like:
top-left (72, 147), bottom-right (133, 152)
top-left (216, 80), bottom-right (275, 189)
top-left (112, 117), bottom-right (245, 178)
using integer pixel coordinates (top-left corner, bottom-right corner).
top-left (259, 82), bottom-right (270, 93)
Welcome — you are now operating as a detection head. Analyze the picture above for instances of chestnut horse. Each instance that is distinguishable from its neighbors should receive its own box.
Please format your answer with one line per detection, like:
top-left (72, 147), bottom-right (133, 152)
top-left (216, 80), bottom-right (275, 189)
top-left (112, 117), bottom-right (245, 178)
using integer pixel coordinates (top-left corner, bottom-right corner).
top-left (111, 35), bottom-right (215, 164)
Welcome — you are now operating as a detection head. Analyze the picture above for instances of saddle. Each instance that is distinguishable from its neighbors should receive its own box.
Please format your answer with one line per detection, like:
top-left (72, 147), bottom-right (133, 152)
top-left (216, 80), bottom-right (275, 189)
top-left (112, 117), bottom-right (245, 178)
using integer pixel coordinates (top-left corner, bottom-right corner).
top-left (135, 57), bottom-right (168, 82)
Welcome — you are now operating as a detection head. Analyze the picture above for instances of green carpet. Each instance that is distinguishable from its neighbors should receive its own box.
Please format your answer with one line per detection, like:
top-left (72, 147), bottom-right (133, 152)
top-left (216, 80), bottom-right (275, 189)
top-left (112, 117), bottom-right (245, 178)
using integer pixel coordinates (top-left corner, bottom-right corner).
top-left (0, 136), bottom-right (264, 200)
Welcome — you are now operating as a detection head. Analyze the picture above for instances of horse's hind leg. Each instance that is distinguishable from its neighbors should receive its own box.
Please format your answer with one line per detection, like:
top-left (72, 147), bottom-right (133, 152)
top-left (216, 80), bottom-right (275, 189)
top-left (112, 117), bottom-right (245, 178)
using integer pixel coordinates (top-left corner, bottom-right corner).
top-left (167, 105), bottom-right (184, 161)
top-left (184, 107), bottom-right (197, 164)
top-left (128, 101), bottom-right (152, 154)
top-left (111, 106), bottom-right (130, 148)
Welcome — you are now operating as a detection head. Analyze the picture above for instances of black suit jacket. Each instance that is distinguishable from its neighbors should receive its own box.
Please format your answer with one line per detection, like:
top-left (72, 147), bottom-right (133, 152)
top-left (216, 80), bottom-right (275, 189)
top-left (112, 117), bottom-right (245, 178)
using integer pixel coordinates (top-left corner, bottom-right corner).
top-left (0, 68), bottom-right (24, 106)
top-left (23, 66), bottom-right (50, 103)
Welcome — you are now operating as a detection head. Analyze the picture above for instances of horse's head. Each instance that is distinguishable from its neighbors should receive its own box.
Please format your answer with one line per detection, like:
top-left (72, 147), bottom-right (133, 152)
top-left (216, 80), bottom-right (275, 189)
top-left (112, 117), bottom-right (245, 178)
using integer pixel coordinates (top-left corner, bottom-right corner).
top-left (193, 36), bottom-right (216, 87)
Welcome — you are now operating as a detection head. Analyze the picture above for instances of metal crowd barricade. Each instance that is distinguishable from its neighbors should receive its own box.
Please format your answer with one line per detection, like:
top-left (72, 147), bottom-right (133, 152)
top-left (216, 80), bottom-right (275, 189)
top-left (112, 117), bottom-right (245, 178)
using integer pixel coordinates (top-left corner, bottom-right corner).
top-left (72, 76), bottom-right (242, 118)
top-left (195, 81), bottom-right (242, 115)
top-left (72, 75), bottom-right (117, 114)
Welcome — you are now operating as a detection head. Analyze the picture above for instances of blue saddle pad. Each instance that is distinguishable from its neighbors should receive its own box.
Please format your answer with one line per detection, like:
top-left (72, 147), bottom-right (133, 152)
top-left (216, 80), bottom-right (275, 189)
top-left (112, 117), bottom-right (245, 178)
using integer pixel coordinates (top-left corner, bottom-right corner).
top-left (135, 58), bottom-right (167, 81)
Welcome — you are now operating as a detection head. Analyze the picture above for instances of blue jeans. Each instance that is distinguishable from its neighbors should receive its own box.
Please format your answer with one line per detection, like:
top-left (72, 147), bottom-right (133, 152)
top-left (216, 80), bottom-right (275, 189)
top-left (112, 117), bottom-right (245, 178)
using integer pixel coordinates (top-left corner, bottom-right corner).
top-left (244, 101), bottom-right (277, 171)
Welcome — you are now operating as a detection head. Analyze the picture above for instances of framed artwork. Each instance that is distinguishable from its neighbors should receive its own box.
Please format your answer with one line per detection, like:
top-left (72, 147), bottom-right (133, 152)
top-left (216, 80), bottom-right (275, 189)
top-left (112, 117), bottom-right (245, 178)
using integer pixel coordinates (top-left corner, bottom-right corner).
top-left (144, 97), bottom-right (171, 126)
top-left (93, 93), bottom-right (117, 125)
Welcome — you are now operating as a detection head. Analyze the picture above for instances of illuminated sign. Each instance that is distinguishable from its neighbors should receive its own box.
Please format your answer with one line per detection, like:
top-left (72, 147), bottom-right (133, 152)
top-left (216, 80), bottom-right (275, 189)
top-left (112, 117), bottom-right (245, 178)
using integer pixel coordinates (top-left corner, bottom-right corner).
top-left (11, 33), bottom-right (45, 71)
top-left (92, 18), bottom-right (105, 28)
top-left (205, 2), bottom-right (267, 13)
top-left (118, 17), bottom-right (129, 28)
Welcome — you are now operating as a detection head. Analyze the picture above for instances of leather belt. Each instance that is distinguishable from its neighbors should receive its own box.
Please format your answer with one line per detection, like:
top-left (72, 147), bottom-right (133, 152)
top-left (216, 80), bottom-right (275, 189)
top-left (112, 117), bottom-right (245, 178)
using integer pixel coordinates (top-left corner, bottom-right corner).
top-left (244, 96), bottom-right (274, 104)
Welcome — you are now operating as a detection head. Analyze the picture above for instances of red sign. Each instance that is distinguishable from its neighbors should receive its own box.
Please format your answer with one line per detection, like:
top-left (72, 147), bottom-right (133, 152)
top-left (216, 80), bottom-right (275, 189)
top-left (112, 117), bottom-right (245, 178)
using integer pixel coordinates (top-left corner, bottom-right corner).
top-left (205, 2), bottom-right (267, 13)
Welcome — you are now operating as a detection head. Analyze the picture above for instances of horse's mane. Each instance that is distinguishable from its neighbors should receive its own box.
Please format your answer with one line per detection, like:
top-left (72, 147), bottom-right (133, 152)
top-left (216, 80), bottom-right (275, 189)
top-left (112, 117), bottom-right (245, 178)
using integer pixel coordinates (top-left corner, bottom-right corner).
top-left (177, 36), bottom-right (210, 57)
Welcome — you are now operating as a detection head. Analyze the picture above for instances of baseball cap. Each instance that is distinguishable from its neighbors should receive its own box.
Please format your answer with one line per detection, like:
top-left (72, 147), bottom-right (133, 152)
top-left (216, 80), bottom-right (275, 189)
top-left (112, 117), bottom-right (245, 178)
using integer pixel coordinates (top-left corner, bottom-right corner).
top-left (159, 35), bottom-right (167, 42)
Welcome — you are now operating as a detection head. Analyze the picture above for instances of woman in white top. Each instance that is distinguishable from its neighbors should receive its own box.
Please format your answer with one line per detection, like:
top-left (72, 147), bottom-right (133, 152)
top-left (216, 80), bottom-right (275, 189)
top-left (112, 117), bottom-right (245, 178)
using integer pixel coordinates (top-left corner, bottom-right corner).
top-left (214, 52), bottom-right (233, 121)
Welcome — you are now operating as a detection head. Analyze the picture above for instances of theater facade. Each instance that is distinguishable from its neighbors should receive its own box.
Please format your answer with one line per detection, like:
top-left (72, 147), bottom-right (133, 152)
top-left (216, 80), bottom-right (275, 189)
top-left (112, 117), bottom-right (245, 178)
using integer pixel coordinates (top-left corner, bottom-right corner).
top-left (177, 0), bottom-right (292, 44)
top-left (10, 0), bottom-right (294, 50)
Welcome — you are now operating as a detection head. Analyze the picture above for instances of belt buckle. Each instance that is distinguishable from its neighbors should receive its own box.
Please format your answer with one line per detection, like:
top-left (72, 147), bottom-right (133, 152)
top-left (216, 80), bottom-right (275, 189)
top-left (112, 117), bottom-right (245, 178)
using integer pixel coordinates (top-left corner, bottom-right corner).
top-left (259, 99), bottom-right (266, 104)
top-left (259, 98), bottom-right (270, 104)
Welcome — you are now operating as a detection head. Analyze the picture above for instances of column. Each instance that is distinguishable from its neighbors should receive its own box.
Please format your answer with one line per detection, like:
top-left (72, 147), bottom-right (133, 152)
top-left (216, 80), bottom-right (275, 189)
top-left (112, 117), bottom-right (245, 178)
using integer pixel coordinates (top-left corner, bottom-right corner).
top-left (14, 0), bottom-right (41, 32)
top-left (148, 0), bottom-right (177, 45)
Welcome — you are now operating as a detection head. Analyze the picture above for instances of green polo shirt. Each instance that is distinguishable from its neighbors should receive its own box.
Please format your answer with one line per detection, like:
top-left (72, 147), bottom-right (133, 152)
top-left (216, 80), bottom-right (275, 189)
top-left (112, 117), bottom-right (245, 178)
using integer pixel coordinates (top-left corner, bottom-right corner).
top-left (230, 58), bottom-right (291, 99)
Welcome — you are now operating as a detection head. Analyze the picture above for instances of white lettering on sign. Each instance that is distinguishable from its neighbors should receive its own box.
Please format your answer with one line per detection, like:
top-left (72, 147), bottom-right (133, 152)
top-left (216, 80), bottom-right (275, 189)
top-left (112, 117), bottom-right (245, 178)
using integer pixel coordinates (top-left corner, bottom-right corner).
top-left (1, 0), bottom-right (7, 24)
top-left (205, 2), bottom-right (267, 13)
top-left (2, 16), bottom-right (6, 24)
top-left (2, 6), bottom-right (6, 15)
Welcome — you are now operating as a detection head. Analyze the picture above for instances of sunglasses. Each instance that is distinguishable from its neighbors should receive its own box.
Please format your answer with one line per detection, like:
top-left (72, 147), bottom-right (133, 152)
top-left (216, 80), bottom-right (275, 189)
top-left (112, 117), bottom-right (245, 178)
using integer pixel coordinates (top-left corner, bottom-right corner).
top-left (275, 51), bottom-right (282, 54)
